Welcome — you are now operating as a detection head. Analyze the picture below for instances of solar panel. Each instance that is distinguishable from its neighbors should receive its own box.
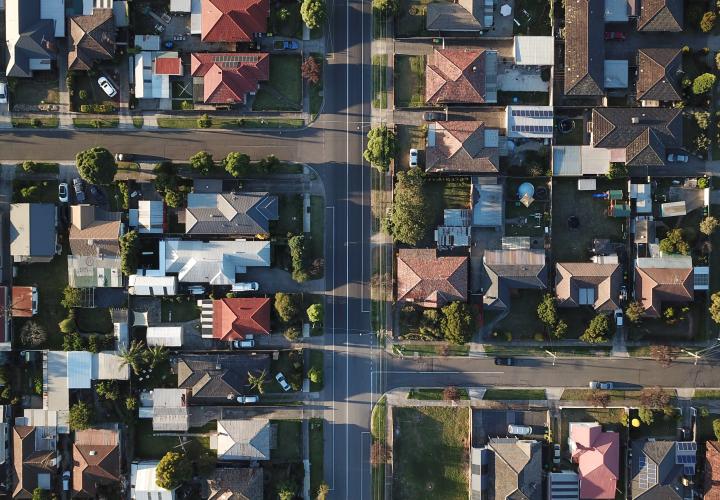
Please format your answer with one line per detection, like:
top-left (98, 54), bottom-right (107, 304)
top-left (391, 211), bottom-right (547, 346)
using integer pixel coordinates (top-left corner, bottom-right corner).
top-left (684, 466), bottom-right (696, 475)
top-left (677, 442), bottom-right (697, 452)
top-left (638, 454), bottom-right (657, 490)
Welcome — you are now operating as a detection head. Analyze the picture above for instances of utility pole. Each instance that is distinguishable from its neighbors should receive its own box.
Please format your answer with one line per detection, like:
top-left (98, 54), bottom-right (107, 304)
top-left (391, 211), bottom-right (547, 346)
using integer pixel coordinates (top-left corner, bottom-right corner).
top-left (544, 350), bottom-right (557, 366)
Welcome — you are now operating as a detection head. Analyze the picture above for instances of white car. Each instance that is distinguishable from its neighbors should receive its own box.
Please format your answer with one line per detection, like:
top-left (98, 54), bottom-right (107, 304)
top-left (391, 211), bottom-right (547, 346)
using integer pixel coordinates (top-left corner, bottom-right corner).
top-left (237, 395), bottom-right (259, 404)
top-left (231, 339), bottom-right (255, 349)
top-left (62, 471), bottom-right (71, 491)
top-left (409, 148), bottom-right (418, 167)
top-left (614, 309), bottom-right (624, 327)
top-left (589, 381), bottom-right (614, 390)
top-left (275, 372), bottom-right (291, 392)
top-left (667, 153), bottom-right (689, 163)
top-left (232, 282), bottom-right (259, 292)
top-left (0, 82), bottom-right (7, 104)
top-left (58, 182), bottom-right (69, 203)
top-left (97, 76), bottom-right (117, 98)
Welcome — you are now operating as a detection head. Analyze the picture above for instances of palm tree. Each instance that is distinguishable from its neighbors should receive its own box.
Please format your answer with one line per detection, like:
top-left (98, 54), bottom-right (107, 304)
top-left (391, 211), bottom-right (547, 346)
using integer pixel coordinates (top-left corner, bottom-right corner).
top-left (144, 345), bottom-right (168, 370)
top-left (247, 369), bottom-right (268, 395)
top-left (119, 340), bottom-right (146, 375)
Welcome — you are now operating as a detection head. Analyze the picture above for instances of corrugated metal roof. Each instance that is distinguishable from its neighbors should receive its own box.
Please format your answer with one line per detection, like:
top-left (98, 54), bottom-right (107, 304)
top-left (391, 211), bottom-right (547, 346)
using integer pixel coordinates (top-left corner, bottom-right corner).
top-left (514, 36), bottom-right (554, 66)
top-left (131, 461), bottom-right (175, 500)
top-left (67, 352), bottom-right (92, 389)
top-left (146, 326), bottom-right (183, 346)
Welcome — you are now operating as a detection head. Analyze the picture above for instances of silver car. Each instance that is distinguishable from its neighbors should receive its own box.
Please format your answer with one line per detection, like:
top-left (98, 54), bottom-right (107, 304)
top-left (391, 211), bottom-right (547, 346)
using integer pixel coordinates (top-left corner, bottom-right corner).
top-left (97, 76), bottom-right (117, 98)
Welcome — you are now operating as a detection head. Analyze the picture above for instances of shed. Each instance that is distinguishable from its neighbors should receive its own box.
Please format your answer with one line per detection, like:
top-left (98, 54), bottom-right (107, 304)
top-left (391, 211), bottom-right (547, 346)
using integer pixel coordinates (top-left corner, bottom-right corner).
top-left (610, 203), bottom-right (631, 217)
top-left (131, 461), bottom-right (176, 500)
top-left (513, 36), bottom-right (554, 66)
top-left (661, 201), bottom-right (687, 217)
top-left (552, 146), bottom-right (610, 176)
top-left (577, 179), bottom-right (596, 191)
top-left (634, 219), bottom-right (656, 244)
top-left (128, 275), bottom-right (178, 296)
top-left (67, 351), bottom-right (92, 389)
top-left (146, 326), bottom-right (183, 347)
top-left (630, 183), bottom-right (652, 214)
top-left (604, 60), bottom-right (628, 88)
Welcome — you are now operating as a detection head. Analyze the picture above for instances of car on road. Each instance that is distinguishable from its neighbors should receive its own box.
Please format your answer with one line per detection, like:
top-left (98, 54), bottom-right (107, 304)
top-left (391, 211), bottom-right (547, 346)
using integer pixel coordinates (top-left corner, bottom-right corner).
top-left (589, 381), bottom-right (614, 390)
top-left (231, 339), bottom-right (256, 349)
top-left (667, 152), bottom-right (689, 163)
top-left (114, 153), bottom-right (135, 162)
top-left (275, 372), bottom-right (291, 392)
top-left (62, 471), bottom-right (70, 491)
top-left (409, 148), bottom-right (418, 167)
top-left (72, 178), bottom-right (86, 203)
top-left (232, 282), bottom-right (259, 292)
top-left (614, 309), bottom-right (624, 327)
top-left (0, 82), bottom-right (7, 104)
top-left (58, 183), bottom-right (69, 203)
top-left (423, 111), bottom-right (445, 121)
top-left (604, 31), bottom-right (625, 40)
top-left (507, 424), bottom-right (532, 436)
top-left (237, 395), bottom-right (259, 404)
top-left (97, 76), bottom-right (117, 97)
top-left (494, 357), bottom-right (514, 366)
top-left (553, 444), bottom-right (561, 464)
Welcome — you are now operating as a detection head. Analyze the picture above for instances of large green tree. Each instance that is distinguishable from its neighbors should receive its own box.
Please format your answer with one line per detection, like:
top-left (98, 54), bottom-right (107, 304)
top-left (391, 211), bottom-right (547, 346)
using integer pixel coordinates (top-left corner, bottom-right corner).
top-left (440, 302), bottom-right (475, 345)
top-left (274, 293), bottom-right (301, 323)
top-left (580, 314), bottom-right (609, 344)
top-left (119, 230), bottom-right (139, 276)
top-left (537, 294), bottom-right (558, 329)
top-left (658, 228), bottom-right (690, 255)
top-left (156, 451), bottom-right (192, 490)
top-left (189, 151), bottom-right (214, 175)
top-left (68, 401), bottom-right (93, 431)
top-left (76, 147), bottom-right (117, 185)
top-left (373, 0), bottom-right (398, 15)
top-left (693, 73), bottom-right (717, 94)
top-left (384, 167), bottom-right (426, 245)
top-left (301, 0), bottom-right (326, 29)
top-left (625, 301), bottom-right (645, 324)
top-left (119, 340), bottom-right (146, 375)
top-left (363, 125), bottom-right (396, 172)
top-left (223, 152), bottom-right (251, 178)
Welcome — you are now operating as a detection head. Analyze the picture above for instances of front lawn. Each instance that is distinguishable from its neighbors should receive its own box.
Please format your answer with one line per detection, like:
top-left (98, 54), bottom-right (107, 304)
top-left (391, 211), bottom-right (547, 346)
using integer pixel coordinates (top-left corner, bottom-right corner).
top-left (421, 177), bottom-right (470, 245)
top-left (9, 74), bottom-right (59, 106)
top-left (269, 350), bottom-right (303, 392)
top-left (309, 195), bottom-right (325, 276)
top-left (11, 116), bottom-right (59, 128)
top-left (253, 55), bottom-right (302, 111)
top-left (394, 343), bottom-right (470, 356)
top-left (484, 389), bottom-right (546, 400)
top-left (407, 388), bottom-right (469, 400)
top-left (309, 418), bottom-right (324, 496)
top-left (271, 419), bottom-right (302, 462)
top-left (628, 408), bottom-right (679, 439)
top-left (308, 350), bottom-right (324, 391)
top-left (395, 124), bottom-right (426, 171)
top-left (696, 413), bottom-right (720, 441)
top-left (372, 54), bottom-right (388, 109)
top-left (160, 297), bottom-right (200, 323)
top-left (491, 289), bottom-right (544, 340)
top-left (12, 180), bottom-right (58, 203)
top-left (155, 116), bottom-right (304, 129)
top-left (273, 194), bottom-right (304, 236)
top-left (628, 300), bottom-right (705, 342)
top-left (395, 0), bottom-right (434, 37)
top-left (394, 55), bottom-right (426, 108)
top-left (393, 406), bottom-right (469, 500)
top-left (73, 117), bottom-right (119, 128)
top-left (270, 1), bottom-right (303, 38)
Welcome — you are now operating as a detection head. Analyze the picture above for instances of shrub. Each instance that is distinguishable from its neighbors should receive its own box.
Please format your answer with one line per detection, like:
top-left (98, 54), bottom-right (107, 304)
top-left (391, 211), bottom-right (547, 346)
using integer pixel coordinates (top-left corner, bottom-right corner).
top-left (189, 151), bottom-right (214, 175)
top-left (288, 234), bottom-right (309, 283)
top-left (197, 114), bottom-right (212, 128)
top-left (79, 89), bottom-right (88, 100)
top-left (76, 146), bottom-right (117, 185)
top-left (701, 216), bottom-right (720, 235)
top-left (659, 228), bottom-right (690, 255)
top-left (698, 177), bottom-right (710, 189)
top-left (440, 302), bottom-right (475, 345)
top-left (694, 111), bottom-right (710, 130)
top-left (284, 326), bottom-right (301, 341)
top-left (701, 11), bottom-right (717, 32)
top-left (68, 401), bottom-right (93, 431)
top-left (275, 293), bottom-right (301, 323)
top-left (713, 419), bottom-right (720, 440)
top-left (156, 451), bottom-right (191, 489)
top-left (580, 314), bottom-right (609, 343)
top-left (693, 73), bottom-right (717, 94)
top-left (363, 125), bottom-right (396, 172)
top-left (300, 0), bottom-right (326, 29)
top-left (58, 316), bottom-right (76, 334)
top-left (442, 386), bottom-right (460, 401)
top-left (625, 301), bottom-right (645, 323)
top-left (638, 407), bottom-right (654, 426)
top-left (21, 161), bottom-right (36, 173)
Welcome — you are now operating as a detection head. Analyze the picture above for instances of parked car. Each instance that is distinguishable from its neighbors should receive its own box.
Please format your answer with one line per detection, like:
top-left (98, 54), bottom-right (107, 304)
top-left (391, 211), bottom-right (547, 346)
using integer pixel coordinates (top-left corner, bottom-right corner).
top-left (282, 40), bottom-right (299, 49)
top-left (409, 148), bottom-right (418, 167)
top-left (619, 285), bottom-right (628, 302)
top-left (58, 183), bottom-right (69, 203)
top-left (614, 309), bottom-right (623, 327)
top-left (232, 282), bottom-right (259, 292)
top-left (114, 153), bottom-right (135, 162)
top-left (72, 178), bottom-right (86, 203)
top-left (494, 357), bottom-right (514, 366)
top-left (589, 381), bottom-right (614, 390)
top-left (604, 31), bottom-right (625, 40)
top-left (507, 424), bottom-right (532, 436)
top-left (0, 82), bottom-right (7, 104)
top-left (97, 76), bottom-right (117, 98)
top-left (667, 152), bottom-right (689, 163)
top-left (275, 372), bottom-right (291, 392)
top-left (231, 339), bottom-right (256, 349)
top-left (553, 444), bottom-right (561, 464)
top-left (422, 111), bottom-right (445, 121)
top-left (187, 285), bottom-right (206, 295)
top-left (237, 395), bottom-right (259, 404)
top-left (62, 471), bottom-right (70, 491)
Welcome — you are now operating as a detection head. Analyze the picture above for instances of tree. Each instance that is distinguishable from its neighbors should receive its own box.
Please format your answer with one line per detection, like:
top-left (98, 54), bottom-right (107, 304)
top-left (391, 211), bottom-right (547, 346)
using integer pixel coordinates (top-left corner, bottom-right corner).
top-left (288, 234), bottom-right (309, 283)
top-left (20, 321), bottom-right (47, 347)
top-left (119, 230), bottom-right (139, 276)
top-left (119, 340), bottom-right (146, 375)
top-left (713, 419), bottom-right (720, 441)
top-left (275, 293), bottom-right (301, 323)
top-left (443, 386), bottom-right (460, 401)
top-left (144, 345), bottom-right (168, 370)
top-left (284, 326), bottom-right (301, 341)
top-left (156, 451), bottom-right (191, 490)
top-left (87, 334), bottom-right (100, 353)
top-left (711, 292), bottom-right (720, 324)
top-left (384, 167), bottom-right (426, 245)
top-left (301, 56), bottom-right (321, 85)
top-left (440, 302), bottom-right (475, 345)
top-left (307, 303), bottom-right (323, 324)
top-left (126, 396), bottom-right (138, 411)
top-left (587, 390), bottom-right (610, 408)
top-left (650, 345), bottom-right (676, 367)
top-left (625, 301), bottom-right (645, 324)
top-left (373, 0), bottom-right (399, 15)
top-left (658, 228), bottom-right (690, 255)
top-left (701, 216), bottom-right (720, 236)
top-left (693, 73), bottom-right (717, 94)
top-left (248, 369), bottom-right (268, 394)
top-left (61, 286), bottom-right (83, 308)
top-left (164, 189), bottom-right (182, 208)
top-left (63, 331), bottom-right (85, 351)
top-left (21, 161), bottom-right (36, 173)
top-left (308, 366), bottom-right (323, 384)
top-left (32, 488), bottom-right (49, 500)
top-left (580, 314), bottom-right (609, 344)
top-left (640, 386), bottom-right (671, 408)
top-left (553, 319), bottom-right (568, 339)
top-left (223, 152), bottom-right (251, 178)
top-left (638, 407), bottom-right (654, 426)
top-left (189, 151), bottom-right (214, 175)
top-left (701, 11), bottom-right (717, 32)
top-left (68, 401), bottom-right (93, 431)
top-left (278, 482), bottom-right (296, 500)
top-left (363, 125), bottom-right (396, 172)
top-left (76, 147), bottom-right (117, 185)
top-left (95, 381), bottom-right (119, 401)
top-left (197, 114), bottom-right (212, 128)
top-left (316, 482), bottom-right (330, 500)
top-left (537, 293), bottom-right (558, 328)
top-left (606, 162), bottom-right (628, 179)
top-left (300, 0), bottom-right (326, 29)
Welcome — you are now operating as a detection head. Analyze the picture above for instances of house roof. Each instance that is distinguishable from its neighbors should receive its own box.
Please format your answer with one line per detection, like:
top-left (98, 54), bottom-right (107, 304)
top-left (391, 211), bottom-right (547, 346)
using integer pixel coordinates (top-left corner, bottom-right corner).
top-left (69, 205), bottom-right (122, 258)
top-left (212, 297), bottom-right (271, 341)
top-left (426, 49), bottom-right (494, 104)
top-left (482, 249), bottom-right (547, 309)
top-left (638, 0), bottom-right (682, 31)
top-left (186, 192), bottom-right (278, 235)
top-left (637, 48), bottom-right (682, 102)
top-left (205, 468), bottom-right (263, 500)
top-left (72, 429), bottom-right (120, 498)
top-left (214, 420), bottom-right (270, 460)
top-left (151, 388), bottom-right (190, 432)
top-left (591, 108), bottom-right (682, 166)
top-left (426, 0), bottom-right (483, 31)
top-left (426, 121), bottom-right (500, 173)
top-left (10, 203), bottom-right (56, 259)
top-left (631, 440), bottom-right (689, 499)
top-left (68, 9), bottom-right (116, 71)
top-left (706, 441), bottom-right (720, 500)
top-left (12, 426), bottom-right (56, 499)
top-left (11, 287), bottom-right (35, 318)
top-left (146, 326), bottom-right (184, 347)
top-left (131, 461), bottom-right (175, 500)
top-left (154, 56), bottom-right (183, 75)
top-left (6, 0), bottom-right (57, 78)
top-left (570, 423), bottom-right (620, 499)
top-left (635, 256), bottom-right (693, 317)
top-left (396, 249), bottom-right (468, 308)
top-left (176, 353), bottom-right (270, 401)
top-left (555, 262), bottom-right (622, 311)
top-left (190, 52), bottom-right (270, 104)
top-left (201, 0), bottom-right (269, 42)
top-left (487, 438), bottom-right (542, 500)
top-left (563, 0), bottom-right (605, 96)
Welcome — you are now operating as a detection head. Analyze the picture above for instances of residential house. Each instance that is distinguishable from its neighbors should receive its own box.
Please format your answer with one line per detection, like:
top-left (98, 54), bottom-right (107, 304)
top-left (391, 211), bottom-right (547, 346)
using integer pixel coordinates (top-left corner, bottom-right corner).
top-left (705, 441), bottom-right (720, 500)
top-left (547, 472), bottom-right (580, 500)
top-left (10, 203), bottom-right (57, 263)
top-left (186, 192), bottom-right (278, 236)
top-left (128, 275), bottom-right (178, 296)
top-left (471, 438), bottom-right (542, 499)
top-left (11, 286), bottom-right (38, 318)
top-left (637, 0), bottom-right (682, 31)
top-left (563, 0), bottom-right (604, 97)
top-left (129, 200), bottom-right (166, 234)
top-left (68, 9), bottom-right (116, 71)
top-left (396, 249), bottom-right (468, 308)
top-left (134, 52), bottom-right (183, 101)
top-left (426, 121), bottom-right (502, 174)
top-left (12, 425), bottom-right (57, 498)
top-left (636, 49), bottom-right (682, 106)
top-left (555, 263), bottom-right (622, 312)
top-left (199, 0), bottom-right (269, 42)
top-left (482, 248), bottom-right (547, 310)
top-left (131, 461), bottom-right (175, 500)
top-left (190, 52), bottom-right (270, 105)
top-left (6, 0), bottom-right (58, 78)
top-left (211, 419), bottom-right (271, 461)
top-left (634, 256), bottom-right (694, 317)
top-left (568, 422), bottom-right (619, 499)
top-left (630, 440), bottom-right (696, 499)
top-left (426, 0), bottom-right (489, 32)
top-left (425, 48), bottom-right (498, 105)
top-left (200, 297), bottom-right (271, 341)
top-left (204, 467), bottom-right (263, 500)
top-left (138, 388), bottom-right (191, 432)
top-left (590, 108), bottom-right (683, 167)
top-left (69, 205), bottom-right (123, 258)
top-left (72, 429), bottom-right (121, 498)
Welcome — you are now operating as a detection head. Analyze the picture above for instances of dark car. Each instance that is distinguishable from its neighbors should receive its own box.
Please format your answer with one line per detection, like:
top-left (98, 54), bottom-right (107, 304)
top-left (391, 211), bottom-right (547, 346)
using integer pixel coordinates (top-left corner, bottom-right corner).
top-left (282, 40), bottom-right (299, 50)
top-left (423, 111), bottom-right (445, 121)
top-left (494, 357), bottom-right (514, 366)
top-left (72, 178), bottom-right (85, 203)
top-left (604, 31), bottom-right (625, 40)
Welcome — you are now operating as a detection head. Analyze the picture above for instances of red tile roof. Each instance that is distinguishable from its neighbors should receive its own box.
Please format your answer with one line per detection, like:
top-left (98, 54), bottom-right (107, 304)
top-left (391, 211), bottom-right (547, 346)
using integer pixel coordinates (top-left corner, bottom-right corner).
top-left (426, 49), bottom-right (489, 104)
top-left (706, 441), bottom-right (720, 500)
top-left (396, 249), bottom-right (468, 308)
top-left (0, 287), bottom-right (6, 344)
top-left (72, 429), bottom-right (120, 498)
top-left (202, 0), bottom-right (269, 42)
top-left (570, 424), bottom-right (619, 499)
top-left (11, 287), bottom-right (34, 318)
top-left (154, 57), bottom-right (183, 75)
top-left (191, 52), bottom-right (269, 104)
top-left (212, 298), bottom-right (271, 341)
top-left (635, 265), bottom-right (693, 318)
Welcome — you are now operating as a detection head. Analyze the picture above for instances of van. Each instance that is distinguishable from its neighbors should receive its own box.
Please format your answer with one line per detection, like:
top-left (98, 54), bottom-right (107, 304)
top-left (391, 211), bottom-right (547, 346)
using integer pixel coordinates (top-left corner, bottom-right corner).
top-left (507, 424), bottom-right (532, 436)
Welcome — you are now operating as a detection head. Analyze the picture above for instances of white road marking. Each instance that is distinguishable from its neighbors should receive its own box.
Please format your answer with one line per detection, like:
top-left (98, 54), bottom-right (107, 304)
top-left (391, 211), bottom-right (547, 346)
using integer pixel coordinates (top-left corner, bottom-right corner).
top-left (345, 0), bottom-right (351, 492)
top-left (327, 205), bottom-right (336, 490)
top-left (379, 371), bottom-right (505, 375)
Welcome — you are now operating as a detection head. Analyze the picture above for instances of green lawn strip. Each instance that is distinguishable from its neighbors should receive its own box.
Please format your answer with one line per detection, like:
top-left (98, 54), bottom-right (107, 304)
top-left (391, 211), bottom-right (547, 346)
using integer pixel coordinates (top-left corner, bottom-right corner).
top-left (271, 419), bottom-right (302, 462)
top-left (274, 194), bottom-right (304, 236)
top-left (481, 344), bottom-right (613, 357)
top-left (394, 55), bottom-right (425, 108)
top-left (134, 419), bottom-right (211, 459)
top-left (372, 54), bottom-right (388, 109)
top-left (421, 177), bottom-right (470, 245)
top-left (371, 396), bottom-right (387, 441)
top-left (392, 407), bottom-right (469, 500)
top-left (694, 390), bottom-right (720, 399)
top-left (75, 307), bottom-right (113, 334)
top-left (483, 389), bottom-right (546, 400)
top-left (407, 388), bottom-right (469, 400)
top-left (156, 116), bottom-right (303, 129)
top-left (15, 162), bottom-right (59, 174)
top-left (12, 180), bottom-right (58, 203)
top-left (372, 464), bottom-right (385, 500)
top-left (11, 116), bottom-right (59, 128)
top-left (309, 418), bottom-right (324, 496)
top-left (560, 388), bottom-right (677, 401)
top-left (309, 195), bottom-right (325, 273)
top-left (394, 343), bottom-right (469, 356)
top-left (160, 298), bottom-right (200, 323)
top-left (308, 350), bottom-right (324, 391)
top-left (309, 83), bottom-right (323, 118)
top-left (253, 54), bottom-right (302, 111)
top-left (239, 118), bottom-right (304, 129)
top-left (73, 117), bottom-right (119, 128)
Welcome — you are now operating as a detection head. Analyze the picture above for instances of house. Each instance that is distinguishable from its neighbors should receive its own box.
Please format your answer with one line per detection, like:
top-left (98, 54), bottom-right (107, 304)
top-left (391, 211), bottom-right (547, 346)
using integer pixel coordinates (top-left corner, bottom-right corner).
top-left (204, 297), bottom-right (271, 341)
top-left (634, 256), bottom-right (694, 317)
top-left (199, 0), bottom-right (269, 42)
top-left (129, 201), bottom-right (166, 234)
top-left (0, 406), bottom-right (9, 465)
top-left (6, 0), bottom-right (58, 78)
top-left (506, 106), bottom-right (554, 139)
top-left (425, 48), bottom-right (497, 105)
top-left (636, 49), bottom-right (682, 105)
top-left (426, 0), bottom-right (489, 32)
top-left (396, 249), bottom-right (468, 308)
top-left (128, 275), bottom-right (178, 296)
top-left (204, 467), bottom-right (263, 500)
top-left (68, 255), bottom-right (123, 288)
top-left (146, 326), bottom-right (183, 347)
top-left (12, 425), bottom-right (57, 498)
top-left (190, 52), bottom-right (270, 105)
top-left (482, 248), bottom-right (547, 310)
top-left (211, 419), bottom-right (271, 461)
top-left (472, 438), bottom-right (542, 499)
top-left (134, 52), bottom-right (183, 101)
top-left (68, 9), bottom-right (116, 71)
top-left (563, 0), bottom-right (604, 96)
top-left (590, 108), bottom-right (682, 167)
top-left (555, 263), bottom-right (622, 312)
top-left (69, 205), bottom-right (122, 257)
top-left (630, 440), bottom-right (696, 499)
top-left (705, 441), bottom-right (720, 500)
top-left (131, 461), bottom-right (175, 500)
top-left (426, 121), bottom-right (502, 174)
top-left (547, 472), bottom-right (580, 500)
top-left (637, 0), bottom-right (682, 31)
top-left (11, 287), bottom-right (38, 318)
top-left (138, 388), bottom-right (191, 432)
top-left (186, 192), bottom-right (278, 235)
top-left (10, 203), bottom-right (57, 263)
top-left (72, 429), bottom-right (120, 498)
top-left (568, 422), bottom-right (619, 499)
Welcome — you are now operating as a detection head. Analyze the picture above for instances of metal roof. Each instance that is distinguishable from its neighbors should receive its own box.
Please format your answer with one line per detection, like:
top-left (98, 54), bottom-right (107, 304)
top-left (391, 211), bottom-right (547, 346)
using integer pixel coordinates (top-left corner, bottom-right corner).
top-left (513, 36), bottom-right (554, 66)
top-left (146, 326), bottom-right (183, 347)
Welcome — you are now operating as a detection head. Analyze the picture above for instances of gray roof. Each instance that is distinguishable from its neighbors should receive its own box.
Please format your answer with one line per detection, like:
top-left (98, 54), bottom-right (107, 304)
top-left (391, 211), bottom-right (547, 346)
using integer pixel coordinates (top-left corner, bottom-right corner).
top-left (630, 440), bottom-right (687, 499)
top-left (486, 438), bottom-right (542, 500)
top-left (6, 0), bottom-right (57, 78)
top-left (637, 48), bottom-right (682, 102)
top-left (638, 0), bottom-right (682, 31)
top-left (214, 420), bottom-right (270, 461)
top-left (10, 204), bottom-right (56, 258)
top-left (176, 354), bottom-right (270, 402)
top-left (564, 0), bottom-right (605, 96)
top-left (426, 0), bottom-right (483, 31)
top-left (482, 249), bottom-right (547, 310)
top-left (186, 192), bottom-right (278, 235)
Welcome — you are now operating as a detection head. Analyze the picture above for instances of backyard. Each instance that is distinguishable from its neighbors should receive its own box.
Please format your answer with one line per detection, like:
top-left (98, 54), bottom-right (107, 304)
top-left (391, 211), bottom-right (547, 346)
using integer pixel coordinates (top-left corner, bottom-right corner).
top-left (253, 55), bottom-right (302, 111)
top-left (160, 297), bottom-right (200, 323)
top-left (513, 0), bottom-right (552, 35)
top-left (134, 419), bottom-right (211, 459)
top-left (75, 307), bottom-right (113, 334)
top-left (392, 406), bottom-right (469, 500)
top-left (554, 118), bottom-right (584, 146)
top-left (421, 177), bottom-right (470, 245)
top-left (394, 55), bottom-right (426, 108)
top-left (395, 0), bottom-right (435, 37)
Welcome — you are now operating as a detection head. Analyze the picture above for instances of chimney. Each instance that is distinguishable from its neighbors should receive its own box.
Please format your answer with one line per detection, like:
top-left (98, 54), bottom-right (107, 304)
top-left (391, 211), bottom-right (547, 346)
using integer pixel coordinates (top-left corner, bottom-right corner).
top-left (89, 450), bottom-right (97, 456)
top-left (472, 66), bottom-right (477, 72)
top-left (631, 117), bottom-right (640, 124)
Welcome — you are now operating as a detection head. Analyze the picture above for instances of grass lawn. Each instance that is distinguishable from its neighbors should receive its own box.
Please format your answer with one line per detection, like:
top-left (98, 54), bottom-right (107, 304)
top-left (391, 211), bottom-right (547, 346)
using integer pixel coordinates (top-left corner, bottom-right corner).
top-left (557, 307), bottom-right (601, 340)
top-left (394, 344), bottom-right (470, 356)
top-left (308, 350), bottom-right (324, 391)
top-left (73, 117), bottom-right (119, 128)
top-left (395, 124), bottom-right (426, 171)
top-left (407, 388), bottom-right (469, 400)
top-left (395, 0), bottom-right (434, 37)
top-left (372, 54), bottom-right (388, 109)
top-left (12, 180), bottom-right (58, 203)
top-left (484, 389), bottom-right (546, 400)
top-left (75, 307), bottom-right (113, 334)
top-left (271, 420), bottom-right (302, 462)
top-left (393, 406), bottom-right (469, 500)
top-left (628, 408), bottom-right (679, 439)
top-left (160, 298), bottom-right (200, 323)
top-left (628, 301), bottom-right (703, 342)
top-left (491, 289), bottom-right (544, 340)
top-left (695, 390), bottom-right (720, 399)
top-left (309, 54), bottom-right (324, 117)
top-left (253, 55), bottom-right (302, 111)
top-left (394, 55), bottom-right (426, 108)
top-left (554, 118), bottom-right (584, 146)
top-left (11, 116), bottom-right (59, 128)
top-left (421, 177), bottom-right (470, 245)
top-left (156, 116), bottom-right (304, 129)
top-left (10, 75), bottom-right (59, 105)
top-left (560, 389), bottom-right (676, 401)
top-left (696, 413), bottom-right (720, 441)
top-left (513, 0), bottom-right (552, 35)
top-left (371, 396), bottom-right (387, 440)
top-left (134, 419), bottom-right (211, 459)
top-left (270, 1), bottom-right (303, 37)
top-left (684, 113), bottom-right (709, 159)
top-left (274, 194), bottom-right (304, 236)
top-left (309, 418), bottom-right (324, 497)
